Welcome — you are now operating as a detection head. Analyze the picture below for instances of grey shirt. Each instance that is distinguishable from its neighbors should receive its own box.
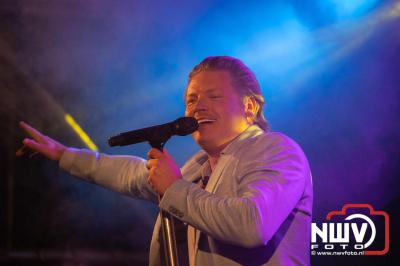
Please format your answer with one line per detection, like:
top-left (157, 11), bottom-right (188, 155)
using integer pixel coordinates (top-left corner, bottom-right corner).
top-left (59, 125), bottom-right (313, 265)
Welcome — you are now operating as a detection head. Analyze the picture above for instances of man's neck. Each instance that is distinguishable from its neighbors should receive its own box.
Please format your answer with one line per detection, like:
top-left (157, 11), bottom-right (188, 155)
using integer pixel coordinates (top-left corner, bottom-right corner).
top-left (208, 155), bottom-right (219, 171)
top-left (202, 125), bottom-right (253, 170)
top-left (206, 141), bottom-right (231, 170)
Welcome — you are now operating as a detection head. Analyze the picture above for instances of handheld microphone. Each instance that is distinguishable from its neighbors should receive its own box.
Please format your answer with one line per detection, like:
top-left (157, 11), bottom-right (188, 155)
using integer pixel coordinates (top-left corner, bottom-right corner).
top-left (108, 117), bottom-right (198, 147)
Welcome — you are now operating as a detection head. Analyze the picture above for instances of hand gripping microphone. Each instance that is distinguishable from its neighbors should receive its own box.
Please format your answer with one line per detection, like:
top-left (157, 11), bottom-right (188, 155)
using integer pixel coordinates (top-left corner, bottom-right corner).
top-left (108, 117), bottom-right (198, 150)
top-left (108, 117), bottom-right (198, 266)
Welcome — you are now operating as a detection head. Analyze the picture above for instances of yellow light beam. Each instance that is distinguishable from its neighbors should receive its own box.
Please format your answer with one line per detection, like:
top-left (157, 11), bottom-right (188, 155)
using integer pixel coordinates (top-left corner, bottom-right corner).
top-left (64, 114), bottom-right (99, 151)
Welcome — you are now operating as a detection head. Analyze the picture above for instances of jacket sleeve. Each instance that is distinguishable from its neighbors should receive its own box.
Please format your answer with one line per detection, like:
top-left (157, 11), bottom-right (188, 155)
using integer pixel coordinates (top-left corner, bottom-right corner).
top-left (59, 147), bottom-right (158, 203)
top-left (159, 133), bottom-right (311, 248)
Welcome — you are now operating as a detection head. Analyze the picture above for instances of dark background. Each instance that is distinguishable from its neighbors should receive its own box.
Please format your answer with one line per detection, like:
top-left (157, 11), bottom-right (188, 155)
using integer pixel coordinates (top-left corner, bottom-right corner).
top-left (1, 0), bottom-right (399, 265)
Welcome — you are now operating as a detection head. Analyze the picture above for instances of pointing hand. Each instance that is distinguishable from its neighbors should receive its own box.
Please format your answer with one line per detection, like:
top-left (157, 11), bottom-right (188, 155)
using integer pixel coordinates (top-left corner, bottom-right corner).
top-left (16, 121), bottom-right (66, 161)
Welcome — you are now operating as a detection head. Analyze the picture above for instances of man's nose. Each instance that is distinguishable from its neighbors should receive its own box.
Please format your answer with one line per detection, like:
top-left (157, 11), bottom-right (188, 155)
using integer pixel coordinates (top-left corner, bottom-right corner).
top-left (194, 99), bottom-right (207, 110)
top-left (185, 96), bottom-right (208, 116)
top-left (192, 98), bottom-right (208, 112)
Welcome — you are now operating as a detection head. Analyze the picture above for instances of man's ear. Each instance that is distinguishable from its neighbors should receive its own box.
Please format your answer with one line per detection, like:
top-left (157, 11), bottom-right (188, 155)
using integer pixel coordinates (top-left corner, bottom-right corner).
top-left (243, 96), bottom-right (259, 123)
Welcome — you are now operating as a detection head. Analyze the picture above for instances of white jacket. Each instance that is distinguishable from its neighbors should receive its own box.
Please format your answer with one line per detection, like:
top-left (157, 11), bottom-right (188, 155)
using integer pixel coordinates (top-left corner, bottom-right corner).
top-left (59, 125), bottom-right (313, 265)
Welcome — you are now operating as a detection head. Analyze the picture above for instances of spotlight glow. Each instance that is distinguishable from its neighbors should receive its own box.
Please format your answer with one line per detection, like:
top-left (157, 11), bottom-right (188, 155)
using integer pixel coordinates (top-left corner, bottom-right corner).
top-left (65, 114), bottom-right (98, 151)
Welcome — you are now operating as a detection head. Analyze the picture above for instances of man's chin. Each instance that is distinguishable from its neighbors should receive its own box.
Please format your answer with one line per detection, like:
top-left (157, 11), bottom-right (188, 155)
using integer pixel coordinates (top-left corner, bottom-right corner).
top-left (194, 136), bottom-right (222, 155)
top-left (193, 134), bottom-right (213, 149)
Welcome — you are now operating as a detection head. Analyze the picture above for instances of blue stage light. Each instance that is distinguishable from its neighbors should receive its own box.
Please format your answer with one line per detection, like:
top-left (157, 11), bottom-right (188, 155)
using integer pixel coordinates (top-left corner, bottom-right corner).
top-left (324, 0), bottom-right (380, 19)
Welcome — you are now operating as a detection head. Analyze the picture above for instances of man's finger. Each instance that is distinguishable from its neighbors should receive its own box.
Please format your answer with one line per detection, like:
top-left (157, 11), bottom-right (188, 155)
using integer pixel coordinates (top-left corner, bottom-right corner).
top-left (19, 121), bottom-right (47, 144)
top-left (22, 138), bottom-right (47, 155)
top-left (146, 159), bottom-right (157, 169)
top-left (147, 148), bottom-right (164, 159)
top-left (16, 145), bottom-right (29, 157)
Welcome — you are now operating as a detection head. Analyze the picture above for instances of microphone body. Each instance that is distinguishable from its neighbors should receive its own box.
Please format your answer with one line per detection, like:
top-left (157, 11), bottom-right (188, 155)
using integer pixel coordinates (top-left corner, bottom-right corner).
top-left (108, 117), bottom-right (198, 147)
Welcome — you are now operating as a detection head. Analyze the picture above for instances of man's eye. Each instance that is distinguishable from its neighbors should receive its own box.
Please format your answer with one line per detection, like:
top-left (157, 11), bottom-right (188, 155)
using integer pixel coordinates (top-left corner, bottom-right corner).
top-left (210, 95), bottom-right (222, 99)
top-left (186, 99), bottom-right (195, 105)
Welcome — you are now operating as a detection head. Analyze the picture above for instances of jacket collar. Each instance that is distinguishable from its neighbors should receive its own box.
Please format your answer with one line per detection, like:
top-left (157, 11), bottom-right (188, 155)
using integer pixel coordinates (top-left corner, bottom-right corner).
top-left (220, 124), bottom-right (264, 156)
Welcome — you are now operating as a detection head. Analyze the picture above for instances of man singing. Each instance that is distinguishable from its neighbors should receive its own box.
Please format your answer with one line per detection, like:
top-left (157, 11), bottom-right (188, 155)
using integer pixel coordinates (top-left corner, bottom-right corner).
top-left (18, 56), bottom-right (313, 265)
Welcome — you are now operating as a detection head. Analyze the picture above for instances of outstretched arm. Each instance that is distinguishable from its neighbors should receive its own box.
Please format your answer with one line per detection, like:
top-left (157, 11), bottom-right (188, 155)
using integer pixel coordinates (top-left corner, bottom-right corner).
top-left (16, 121), bottom-right (158, 203)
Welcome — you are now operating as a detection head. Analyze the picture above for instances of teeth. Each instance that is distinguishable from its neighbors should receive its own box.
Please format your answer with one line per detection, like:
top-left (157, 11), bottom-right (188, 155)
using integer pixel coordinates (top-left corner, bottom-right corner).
top-left (197, 119), bottom-right (216, 124)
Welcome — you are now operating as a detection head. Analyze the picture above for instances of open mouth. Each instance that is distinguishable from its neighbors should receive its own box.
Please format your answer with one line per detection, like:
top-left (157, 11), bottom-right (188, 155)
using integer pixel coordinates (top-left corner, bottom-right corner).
top-left (197, 118), bottom-right (216, 125)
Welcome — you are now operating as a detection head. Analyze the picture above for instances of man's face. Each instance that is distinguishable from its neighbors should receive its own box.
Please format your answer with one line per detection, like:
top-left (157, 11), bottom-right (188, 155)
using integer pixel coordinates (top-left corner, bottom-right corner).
top-left (185, 70), bottom-right (250, 154)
